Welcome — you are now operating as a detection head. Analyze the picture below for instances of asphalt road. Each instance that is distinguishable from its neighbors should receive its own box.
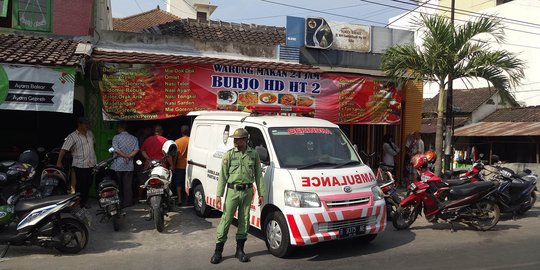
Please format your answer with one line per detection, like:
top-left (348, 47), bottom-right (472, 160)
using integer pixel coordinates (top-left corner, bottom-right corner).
top-left (1, 195), bottom-right (539, 270)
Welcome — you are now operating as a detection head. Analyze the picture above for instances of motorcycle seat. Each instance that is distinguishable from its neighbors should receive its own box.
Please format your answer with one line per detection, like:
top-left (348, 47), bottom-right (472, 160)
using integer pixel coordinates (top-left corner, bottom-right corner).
top-left (98, 179), bottom-right (118, 190)
top-left (449, 181), bottom-right (495, 197)
top-left (15, 194), bottom-right (77, 213)
top-left (443, 177), bottom-right (470, 186)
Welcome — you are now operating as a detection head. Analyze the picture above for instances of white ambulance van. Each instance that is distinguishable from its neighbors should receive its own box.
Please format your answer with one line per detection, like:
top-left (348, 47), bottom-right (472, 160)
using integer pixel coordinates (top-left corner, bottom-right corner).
top-left (186, 107), bottom-right (386, 257)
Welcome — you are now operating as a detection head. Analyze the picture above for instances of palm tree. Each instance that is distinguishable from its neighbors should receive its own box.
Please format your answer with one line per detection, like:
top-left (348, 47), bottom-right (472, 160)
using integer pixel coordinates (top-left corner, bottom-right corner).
top-left (381, 14), bottom-right (525, 176)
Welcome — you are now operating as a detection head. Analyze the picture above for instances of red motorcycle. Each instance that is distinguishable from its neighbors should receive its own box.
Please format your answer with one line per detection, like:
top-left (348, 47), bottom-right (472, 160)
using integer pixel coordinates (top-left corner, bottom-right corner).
top-left (392, 154), bottom-right (501, 231)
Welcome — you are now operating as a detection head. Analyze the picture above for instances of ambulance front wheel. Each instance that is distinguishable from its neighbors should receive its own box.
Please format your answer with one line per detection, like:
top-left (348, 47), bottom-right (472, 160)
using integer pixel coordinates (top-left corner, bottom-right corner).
top-left (193, 184), bottom-right (210, 217)
top-left (264, 211), bottom-right (293, 258)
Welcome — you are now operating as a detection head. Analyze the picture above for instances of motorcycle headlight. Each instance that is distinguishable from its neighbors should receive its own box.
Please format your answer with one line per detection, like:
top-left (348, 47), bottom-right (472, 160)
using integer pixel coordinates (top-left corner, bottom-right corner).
top-left (372, 185), bottom-right (384, 201)
top-left (284, 190), bottom-right (321, 208)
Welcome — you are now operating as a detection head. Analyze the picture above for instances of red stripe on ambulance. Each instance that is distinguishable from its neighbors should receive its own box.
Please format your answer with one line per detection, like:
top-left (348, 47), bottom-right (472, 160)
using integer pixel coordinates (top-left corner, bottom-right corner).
top-left (286, 214), bottom-right (305, 245)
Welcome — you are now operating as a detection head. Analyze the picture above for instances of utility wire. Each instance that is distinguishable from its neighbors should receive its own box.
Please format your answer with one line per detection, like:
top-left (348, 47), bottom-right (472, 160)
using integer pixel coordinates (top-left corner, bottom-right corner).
top-left (260, 0), bottom-right (387, 26)
top-left (387, 0), bottom-right (540, 34)
top-left (386, 0), bottom-right (430, 27)
top-left (393, 0), bottom-right (540, 29)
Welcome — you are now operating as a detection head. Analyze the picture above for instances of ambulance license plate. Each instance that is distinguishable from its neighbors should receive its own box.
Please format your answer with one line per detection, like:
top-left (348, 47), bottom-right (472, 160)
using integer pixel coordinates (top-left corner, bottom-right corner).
top-left (339, 225), bottom-right (366, 239)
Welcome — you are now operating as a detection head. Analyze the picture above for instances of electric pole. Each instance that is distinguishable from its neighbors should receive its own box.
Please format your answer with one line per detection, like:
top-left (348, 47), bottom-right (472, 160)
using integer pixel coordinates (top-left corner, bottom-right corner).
top-left (444, 0), bottom-right (456, 171)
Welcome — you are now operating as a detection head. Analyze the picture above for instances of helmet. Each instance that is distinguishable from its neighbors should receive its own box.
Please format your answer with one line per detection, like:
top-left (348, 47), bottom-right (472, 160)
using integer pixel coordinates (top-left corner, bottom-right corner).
top-left (18, 150), bottom-right (39, 168)
top-left (424, 150), bottom-right (437, 163)
top-left (162, 140), bottom-right (178, 157)
top-left (7, 163), bottom-right (35, 182)
top-left (230, 128), bottom-right (249, 139)
top-left (411, 154), bottom-right (427, 169)
top-left (0, 205), bottom-right (15, 225)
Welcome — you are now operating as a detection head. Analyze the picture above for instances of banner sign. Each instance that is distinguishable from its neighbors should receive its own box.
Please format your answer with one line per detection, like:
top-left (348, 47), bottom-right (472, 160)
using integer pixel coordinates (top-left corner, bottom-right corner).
top-left (286, 16), bottom-right (305, 47)
top-left (305, 17), bottom-right (371, 52)
top-left (98, 63), bottom-right (401, 124)
top-left (0, 64), bottom-right (75, 113)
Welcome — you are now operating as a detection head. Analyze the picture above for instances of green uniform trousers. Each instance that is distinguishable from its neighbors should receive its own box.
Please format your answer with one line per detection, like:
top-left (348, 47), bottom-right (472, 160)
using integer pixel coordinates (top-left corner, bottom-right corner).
top-left (215, 187), bottom-right (253, 243)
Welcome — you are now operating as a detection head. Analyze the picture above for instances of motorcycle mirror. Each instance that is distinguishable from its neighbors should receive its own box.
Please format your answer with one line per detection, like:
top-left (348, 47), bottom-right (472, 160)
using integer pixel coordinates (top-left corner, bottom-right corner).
top-left (136, 160), bottom-right (143, 165)
top-left (108, 147), bottom-right (115, 153)
top-left (353, 144), bottom-right (358, 153)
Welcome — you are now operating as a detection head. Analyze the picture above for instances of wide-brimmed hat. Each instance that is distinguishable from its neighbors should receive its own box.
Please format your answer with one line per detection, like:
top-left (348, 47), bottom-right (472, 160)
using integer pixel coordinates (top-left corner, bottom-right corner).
top-left (230, 128), bottom-right (249, 139)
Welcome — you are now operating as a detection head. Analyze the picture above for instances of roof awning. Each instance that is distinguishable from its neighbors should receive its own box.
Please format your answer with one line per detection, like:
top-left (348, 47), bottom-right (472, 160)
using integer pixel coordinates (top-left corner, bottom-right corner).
top-left (91, 49), bottom-right (321, 73)
top-left (454, 122), bottom-right (540, 136)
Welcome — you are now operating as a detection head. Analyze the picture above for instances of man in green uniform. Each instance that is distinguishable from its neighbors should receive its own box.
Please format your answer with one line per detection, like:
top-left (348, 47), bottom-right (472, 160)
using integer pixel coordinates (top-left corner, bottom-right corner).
top-left (210, 128), bottom-right (265, 264)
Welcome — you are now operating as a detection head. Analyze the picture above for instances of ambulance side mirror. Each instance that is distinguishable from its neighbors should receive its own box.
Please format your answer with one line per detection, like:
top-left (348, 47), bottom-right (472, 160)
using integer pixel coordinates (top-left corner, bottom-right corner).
top-left (256, 146), bottom-right (269, 165)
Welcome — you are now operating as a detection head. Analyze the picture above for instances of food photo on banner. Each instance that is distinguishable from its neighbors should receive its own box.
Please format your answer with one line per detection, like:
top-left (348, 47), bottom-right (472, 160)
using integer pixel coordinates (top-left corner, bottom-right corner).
top-left (98, 63), bottom-right (401, 124)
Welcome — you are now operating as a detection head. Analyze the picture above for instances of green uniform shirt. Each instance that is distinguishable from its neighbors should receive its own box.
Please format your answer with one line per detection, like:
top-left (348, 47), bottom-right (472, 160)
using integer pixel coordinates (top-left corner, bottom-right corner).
top-left (217, 146), bottom-right (265, 197)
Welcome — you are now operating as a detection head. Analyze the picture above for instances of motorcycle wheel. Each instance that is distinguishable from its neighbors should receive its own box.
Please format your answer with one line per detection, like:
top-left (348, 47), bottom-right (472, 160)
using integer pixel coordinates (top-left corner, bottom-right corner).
top-left (392, 204), bottom-right (418, 230)
top-left (471, 200), bottom-right (500, 231)
top-left (386, 193), bottom-right (401, 220)
top-left (516, 191), bottom-right (536, 215)
top-left (55, 218), bottom-right (89, 254)
top-left (154, 206), bottom-right (164, 233)
top-left (193, 184), bottom-right (210, 217)
top-left (112, 214), bottom-right (120, 232)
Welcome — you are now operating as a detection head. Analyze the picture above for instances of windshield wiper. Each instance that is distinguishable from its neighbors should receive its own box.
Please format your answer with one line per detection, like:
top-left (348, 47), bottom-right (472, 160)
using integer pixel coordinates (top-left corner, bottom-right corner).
top-left (297, 161), bottom-right (338, 170)
top-left (334, 160), bottom-right (361, 168)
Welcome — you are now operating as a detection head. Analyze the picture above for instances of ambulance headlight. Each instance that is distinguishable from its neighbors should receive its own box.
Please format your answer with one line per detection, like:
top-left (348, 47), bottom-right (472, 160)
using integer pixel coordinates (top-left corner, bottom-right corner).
top-left (371, 185), bottom-right (384, 201)
top-left (284, 190), bottom-right (321, 208)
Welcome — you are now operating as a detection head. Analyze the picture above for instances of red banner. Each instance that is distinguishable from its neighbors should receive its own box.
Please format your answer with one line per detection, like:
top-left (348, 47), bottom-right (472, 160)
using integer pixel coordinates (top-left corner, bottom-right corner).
top-left (99, 64), bottom-right (401, 124)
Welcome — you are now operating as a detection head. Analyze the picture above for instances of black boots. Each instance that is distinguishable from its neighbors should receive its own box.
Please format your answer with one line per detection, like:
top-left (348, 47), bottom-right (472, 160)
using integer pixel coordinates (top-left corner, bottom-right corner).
top-left (210, 243), bottom-right (224, 264)
top-left (211, 240), bottom-right (249, 264)
top-left (235, 239), bottom-right (250, 262)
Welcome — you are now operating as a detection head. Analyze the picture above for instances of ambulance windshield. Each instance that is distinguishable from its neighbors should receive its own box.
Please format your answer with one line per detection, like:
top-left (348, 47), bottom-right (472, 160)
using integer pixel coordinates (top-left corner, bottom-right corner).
top-left (269, 127), bottom-right (361, 169)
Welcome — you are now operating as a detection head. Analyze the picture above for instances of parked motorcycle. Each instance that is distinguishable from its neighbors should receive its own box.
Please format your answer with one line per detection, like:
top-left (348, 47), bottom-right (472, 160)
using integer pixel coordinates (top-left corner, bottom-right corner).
top-left (376, 165), bottom-right (401, 220)
top-left (139, 140), bottom-right (177, 232)
top-left (0, 172), bottom-right (90, 257)
top-left (393, 154), bottom-right (501, 231)
top-left (483, 164), bottom-right (537, 216)
top-left (0, 151), bottom-right (42, 204)
top-left (39, 148), bottom-right (69, 197)
top-left (93, 151), bottom-right (122, 231)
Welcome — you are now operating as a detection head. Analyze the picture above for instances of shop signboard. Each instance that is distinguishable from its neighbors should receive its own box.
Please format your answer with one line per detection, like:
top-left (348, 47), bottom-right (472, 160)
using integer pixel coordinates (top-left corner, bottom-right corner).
top-left (305, 17), bottom-right (371, 52)
top-left (98, 63), bottom-right (401, 124)
top-left (0, 64), bottom-right (75, 113)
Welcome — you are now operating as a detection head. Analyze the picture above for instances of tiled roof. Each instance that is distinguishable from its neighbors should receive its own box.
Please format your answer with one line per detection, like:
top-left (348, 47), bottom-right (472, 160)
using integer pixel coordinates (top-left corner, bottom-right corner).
top-left (0, 34), bottom-right (87, 66)
top-left (482, 106), bottom-right (540, 122)
top-left (113, 6), bottom-right (180, 33)
top-left (423, 88), bottom-right (500, 114)
top-left (421, 116), bottom-right (469, 134)
top-left (145, 18), bottom-right (286, 45)
top-left (91, 49), bottom-right (321, 73)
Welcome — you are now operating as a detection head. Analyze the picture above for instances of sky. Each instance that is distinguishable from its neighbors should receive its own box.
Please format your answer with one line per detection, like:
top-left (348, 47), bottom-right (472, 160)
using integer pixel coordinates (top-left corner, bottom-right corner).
top-left (111, 0), bottom-right (416, 27)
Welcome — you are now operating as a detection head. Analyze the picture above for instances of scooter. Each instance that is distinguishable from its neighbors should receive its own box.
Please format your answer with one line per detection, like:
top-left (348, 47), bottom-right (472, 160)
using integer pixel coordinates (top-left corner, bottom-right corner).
top-left (393, 155), bottom-right (501, 231)
top-left (485, 165), bottom-right (537, 216)
top-left (139, 140), bottom-right (177, 233)
top-left (0, 172), bottom-right (91, 257)
top-left (93, 152), bottom-right (123, 231)
top-left (39, 148), bottom-right (69, 197)
top-left (376, 164), bottom-right (401, 220)
top-left (0, 159), bottom-right (41, 204)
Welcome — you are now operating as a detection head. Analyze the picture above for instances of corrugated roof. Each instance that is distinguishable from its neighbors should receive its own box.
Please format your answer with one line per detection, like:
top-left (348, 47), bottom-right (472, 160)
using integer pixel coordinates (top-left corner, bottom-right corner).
top-left (482, 106), bottom-right (540, 122)
top-left (145, 18), bottom-right (285, 46)
top-left (0, 34), bottom-right (87, 66)
top-left (454, 122), bottom-right (540, 136)
top-left (113, 6), bottom-right (180, 33)
top-left (91, 49), bottom-right (321, 73)
top-left (423, 88), bottom-right (499, 114)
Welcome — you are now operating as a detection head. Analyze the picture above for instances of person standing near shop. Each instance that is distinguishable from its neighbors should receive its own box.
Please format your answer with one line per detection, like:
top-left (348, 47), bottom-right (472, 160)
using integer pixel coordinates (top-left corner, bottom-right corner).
top-left (111, 122), bottom-right (139, 208)
top-left (382, 133), bottom-right (399, 171)
top-left (210, 128), bottom-right (265, 264)
top-left (173, 125), bottom-right (190, 206)
top-left (140, 125), bottom-right (168, 166)
top-left (56, 117), bottom-right (96, 208)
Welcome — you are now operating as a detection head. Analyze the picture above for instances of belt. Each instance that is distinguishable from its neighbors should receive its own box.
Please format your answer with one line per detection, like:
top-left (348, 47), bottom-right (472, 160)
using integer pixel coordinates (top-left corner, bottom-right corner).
top-left (227, 183), bottom-right (253, 191)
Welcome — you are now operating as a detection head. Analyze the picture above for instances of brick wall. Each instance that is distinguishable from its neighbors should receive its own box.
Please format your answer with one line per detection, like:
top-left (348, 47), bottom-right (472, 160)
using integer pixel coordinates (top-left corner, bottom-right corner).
top-left (53, 0), bottom-right (93, 36)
